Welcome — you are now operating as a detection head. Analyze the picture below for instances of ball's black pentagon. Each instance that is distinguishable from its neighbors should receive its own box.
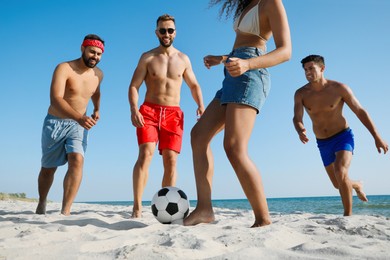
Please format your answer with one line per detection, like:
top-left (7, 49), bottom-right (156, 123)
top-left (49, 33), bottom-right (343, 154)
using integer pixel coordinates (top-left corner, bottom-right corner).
top-left (151, 204), bottom-right (158, 217)
top-left (183, 208), bottom-right (189, 218)
top-left (177, 189), bottom-right (187, 200)
top-left (158, 187), bottom-right (170, 196)
top-left (165, 202), bottom-right (179, 215)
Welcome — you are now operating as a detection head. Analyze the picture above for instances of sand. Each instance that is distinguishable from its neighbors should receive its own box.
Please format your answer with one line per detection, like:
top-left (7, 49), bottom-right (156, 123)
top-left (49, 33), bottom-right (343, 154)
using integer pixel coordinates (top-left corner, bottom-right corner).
top-left (0, 200), bottom-right (389, 259)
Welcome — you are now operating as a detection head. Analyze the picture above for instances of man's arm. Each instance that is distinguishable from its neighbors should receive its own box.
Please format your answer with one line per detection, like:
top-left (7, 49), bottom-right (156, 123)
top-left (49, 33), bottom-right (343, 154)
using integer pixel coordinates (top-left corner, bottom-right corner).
top-left (182, 54), bottom-right (205, 117)
top-left (91, 85), bottom-right (101, 121)
top-left (293, 89), bottom-right (309, 144)
top-left (341, 84), bottom-right (388, 154)
top-left (128, 54), bottom-right (148, 127)
top-left (50, 63), bottom-right (96, 130)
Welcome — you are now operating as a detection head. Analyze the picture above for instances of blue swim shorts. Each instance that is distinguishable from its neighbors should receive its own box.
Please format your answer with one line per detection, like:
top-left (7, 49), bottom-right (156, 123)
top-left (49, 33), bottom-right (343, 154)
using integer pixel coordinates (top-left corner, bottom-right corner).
top-left (41, 114), bottom-right (88, 168)
top-left (214, 46), bottom-right (271, 113)
top-left (316, 128), bottom-right (354, 167)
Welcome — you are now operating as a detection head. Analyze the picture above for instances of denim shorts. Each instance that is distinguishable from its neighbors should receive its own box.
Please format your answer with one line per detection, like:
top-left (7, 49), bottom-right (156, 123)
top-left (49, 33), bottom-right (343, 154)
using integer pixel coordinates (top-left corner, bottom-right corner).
top-left (316, 128), bottom-right (354, 167)
top-left (214, 47), bottom-right (271, 113)
top-left (41, 114), bottom-right (88, 168)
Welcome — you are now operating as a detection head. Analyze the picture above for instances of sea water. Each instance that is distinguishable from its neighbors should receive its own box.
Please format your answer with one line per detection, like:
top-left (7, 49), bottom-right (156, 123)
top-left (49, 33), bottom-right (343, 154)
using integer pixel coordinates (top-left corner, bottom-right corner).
top-left (83, 195), bottom-right (390, 217)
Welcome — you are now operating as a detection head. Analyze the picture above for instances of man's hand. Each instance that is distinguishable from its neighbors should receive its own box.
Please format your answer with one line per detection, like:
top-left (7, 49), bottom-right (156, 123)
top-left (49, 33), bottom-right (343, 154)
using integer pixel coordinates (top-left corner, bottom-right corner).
top-left (131, 109), bottom-right (145, 128)
top-left (78, 115), bottom-right (97, 130)
top-left (298, 128), bottom-right (309, 144)
top-left (375, 137), bottom-right (389, 154)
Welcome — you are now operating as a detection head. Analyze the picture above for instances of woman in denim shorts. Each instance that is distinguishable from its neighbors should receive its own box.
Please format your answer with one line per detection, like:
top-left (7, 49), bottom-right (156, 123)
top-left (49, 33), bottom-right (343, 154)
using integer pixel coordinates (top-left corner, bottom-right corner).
top-left (184, 0), bottom-right (292, 228)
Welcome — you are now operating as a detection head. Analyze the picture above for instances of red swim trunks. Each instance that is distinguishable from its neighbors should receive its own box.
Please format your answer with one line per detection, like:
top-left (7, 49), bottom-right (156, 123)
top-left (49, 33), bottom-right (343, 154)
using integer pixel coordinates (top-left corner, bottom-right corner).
top-left (137, 102), bottom-right (184, 154)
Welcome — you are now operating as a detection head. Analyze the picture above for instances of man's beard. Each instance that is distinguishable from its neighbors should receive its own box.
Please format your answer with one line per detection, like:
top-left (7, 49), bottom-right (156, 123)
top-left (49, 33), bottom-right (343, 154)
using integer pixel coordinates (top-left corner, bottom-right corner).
top-left (159, 38), bottom-right (173, 48)
top-left (82, 52), bottom-right (99, 68)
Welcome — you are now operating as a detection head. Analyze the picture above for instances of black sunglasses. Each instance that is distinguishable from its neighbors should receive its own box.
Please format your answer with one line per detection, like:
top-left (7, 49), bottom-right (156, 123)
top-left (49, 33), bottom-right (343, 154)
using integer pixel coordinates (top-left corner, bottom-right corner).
top-left (158, 28), bottom-right (175, 35)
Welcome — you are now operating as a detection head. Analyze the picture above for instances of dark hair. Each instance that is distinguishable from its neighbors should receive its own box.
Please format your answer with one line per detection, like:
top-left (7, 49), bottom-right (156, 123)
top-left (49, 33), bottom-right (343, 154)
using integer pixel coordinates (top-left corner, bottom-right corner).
top-left (156, 14), bottom-right (175, 27)
top-left (301, 55), bottom-right (325, 67)
top-left (209, 0), bottom-right (251, 20)
top-left (84, 34), bottom-right (105, 46)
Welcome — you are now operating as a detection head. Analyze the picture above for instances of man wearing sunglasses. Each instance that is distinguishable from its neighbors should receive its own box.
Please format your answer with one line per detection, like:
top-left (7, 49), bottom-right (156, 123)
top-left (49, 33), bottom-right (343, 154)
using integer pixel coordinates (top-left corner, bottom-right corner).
top-left (128, 14), bottom-right (204, 218)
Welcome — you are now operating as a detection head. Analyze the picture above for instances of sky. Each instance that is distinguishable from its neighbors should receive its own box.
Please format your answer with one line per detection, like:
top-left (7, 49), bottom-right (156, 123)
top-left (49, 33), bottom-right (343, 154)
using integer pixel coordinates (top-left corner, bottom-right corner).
top-left (1, 0), bottom-right (389, 203)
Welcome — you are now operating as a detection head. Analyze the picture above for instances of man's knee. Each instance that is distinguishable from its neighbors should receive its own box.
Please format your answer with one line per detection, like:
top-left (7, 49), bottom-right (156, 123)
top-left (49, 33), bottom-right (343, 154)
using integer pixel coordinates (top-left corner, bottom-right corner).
top-left (67, 153), bottom-right (84, 169)
top-left (40, 167), bottom-right (57, 177)
top-left (162, 150), bottom-right (178, 165)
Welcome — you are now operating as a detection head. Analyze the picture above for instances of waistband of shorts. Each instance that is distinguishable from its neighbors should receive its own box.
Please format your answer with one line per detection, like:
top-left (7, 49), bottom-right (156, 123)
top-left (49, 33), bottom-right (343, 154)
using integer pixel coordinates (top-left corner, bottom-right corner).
top-left (230, 46), bottom-right (265, 56)
top-left (142, 102), bottom-right (181, 111)
top-left (45, 113), bottom-right (77, 122)
top-left (316, 127), bottom-right (351, 141)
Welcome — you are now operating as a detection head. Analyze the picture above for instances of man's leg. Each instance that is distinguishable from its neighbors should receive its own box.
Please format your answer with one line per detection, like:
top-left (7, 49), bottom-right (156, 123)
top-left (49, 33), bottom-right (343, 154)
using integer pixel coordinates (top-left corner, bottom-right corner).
top-left (132, 143), bottom-right (156, 218)
top-left (161, 149), bottom-right (178, 187)
top-left (325, 162), bottom-right (368, 203)
top-left (332, 150), bottom-right (353, 216)
top-left (36, 167), bottom-right (57, 214)
top-left (61, 153), bottom-right (84, 216)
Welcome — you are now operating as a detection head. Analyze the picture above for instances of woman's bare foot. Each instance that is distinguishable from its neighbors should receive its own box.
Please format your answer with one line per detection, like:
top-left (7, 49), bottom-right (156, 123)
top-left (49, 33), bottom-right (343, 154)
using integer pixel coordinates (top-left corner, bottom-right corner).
top-left (183, 208), bottom-right (215, 226)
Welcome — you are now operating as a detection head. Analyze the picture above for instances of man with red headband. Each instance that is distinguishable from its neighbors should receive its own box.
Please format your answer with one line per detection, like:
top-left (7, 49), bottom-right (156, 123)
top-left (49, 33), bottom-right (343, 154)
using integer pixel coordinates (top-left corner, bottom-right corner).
top-left (128, 14), bottom-right (204, 218)
top-left (35, 34), bottom-right (105, 216)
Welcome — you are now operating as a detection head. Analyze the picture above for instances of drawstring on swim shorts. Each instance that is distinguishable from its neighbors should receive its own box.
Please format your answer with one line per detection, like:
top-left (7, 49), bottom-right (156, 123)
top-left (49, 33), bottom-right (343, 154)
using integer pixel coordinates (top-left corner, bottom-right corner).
top-left (158, 107), bottom-right (166, 130)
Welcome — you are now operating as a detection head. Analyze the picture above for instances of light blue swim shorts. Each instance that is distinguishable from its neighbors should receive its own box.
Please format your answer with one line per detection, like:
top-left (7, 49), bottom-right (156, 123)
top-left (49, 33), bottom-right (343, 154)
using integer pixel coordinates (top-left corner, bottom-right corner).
top-left (215, 46), bottom-right (271, 114)
top-left (41, 114), bottom-right (88, 168)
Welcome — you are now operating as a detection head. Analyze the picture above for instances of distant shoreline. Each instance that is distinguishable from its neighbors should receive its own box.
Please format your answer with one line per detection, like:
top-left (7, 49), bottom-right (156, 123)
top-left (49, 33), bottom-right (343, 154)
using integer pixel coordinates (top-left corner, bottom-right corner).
top-left (0, 192), bottom-right (37, 202)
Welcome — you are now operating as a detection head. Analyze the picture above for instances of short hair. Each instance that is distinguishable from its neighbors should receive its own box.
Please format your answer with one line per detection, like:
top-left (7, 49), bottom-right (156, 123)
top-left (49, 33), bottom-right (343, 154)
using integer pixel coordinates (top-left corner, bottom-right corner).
top-left (301, 55), bottom-right (324, 67)
top-left (84, 34), bottom-right (105, 46)
top-left (156, 14), bottom-right (175, 27)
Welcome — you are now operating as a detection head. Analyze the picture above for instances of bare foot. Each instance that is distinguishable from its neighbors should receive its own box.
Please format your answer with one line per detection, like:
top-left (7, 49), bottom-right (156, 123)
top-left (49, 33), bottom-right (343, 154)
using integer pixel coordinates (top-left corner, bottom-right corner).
top-left (353, 181), bottom-right (368, 202)
top-left (35, 201), bottom-right (47, 215)
top-left (131, 209), bottom-right (142, 218)
top-left (60, 209), bottom-right (71, 216)
top-left (251, 219), bottom-right (272, 228)
top-left (356, 190), bottom-right (368, 202)
top-left (183, 208), bottom-right (215, 226)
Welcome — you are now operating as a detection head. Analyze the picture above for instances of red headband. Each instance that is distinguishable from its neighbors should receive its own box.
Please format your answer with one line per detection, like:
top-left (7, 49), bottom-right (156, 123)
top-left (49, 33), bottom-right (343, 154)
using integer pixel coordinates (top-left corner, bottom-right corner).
top-left (82, 39), bottom-right (104, 53)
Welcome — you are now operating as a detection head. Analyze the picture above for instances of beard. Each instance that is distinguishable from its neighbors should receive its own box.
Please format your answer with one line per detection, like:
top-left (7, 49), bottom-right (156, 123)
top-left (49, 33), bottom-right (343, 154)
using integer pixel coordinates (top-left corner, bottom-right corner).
top-left (82, 52), bottom-right (99, 68)
top-left (159, 37), bottom-right (173, 48)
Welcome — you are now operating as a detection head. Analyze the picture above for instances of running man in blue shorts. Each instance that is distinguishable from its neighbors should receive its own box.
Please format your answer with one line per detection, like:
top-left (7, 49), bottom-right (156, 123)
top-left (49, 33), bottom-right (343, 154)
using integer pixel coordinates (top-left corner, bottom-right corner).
top-left (293, 55), bottom-right (388, 216)
top-left (36, 34), bottom-right (105, 216)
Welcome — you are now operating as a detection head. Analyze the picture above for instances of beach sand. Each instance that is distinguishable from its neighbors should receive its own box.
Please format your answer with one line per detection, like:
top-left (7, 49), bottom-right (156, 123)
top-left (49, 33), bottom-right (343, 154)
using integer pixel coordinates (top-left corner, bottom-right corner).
top-left (0, 199), bottom-right (389, 259)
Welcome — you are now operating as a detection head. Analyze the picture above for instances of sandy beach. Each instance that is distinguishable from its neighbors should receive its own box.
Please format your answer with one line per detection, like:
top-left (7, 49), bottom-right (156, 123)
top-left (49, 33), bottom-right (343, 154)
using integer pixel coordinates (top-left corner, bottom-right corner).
top-left (0, 199), bottom-right (389, 260)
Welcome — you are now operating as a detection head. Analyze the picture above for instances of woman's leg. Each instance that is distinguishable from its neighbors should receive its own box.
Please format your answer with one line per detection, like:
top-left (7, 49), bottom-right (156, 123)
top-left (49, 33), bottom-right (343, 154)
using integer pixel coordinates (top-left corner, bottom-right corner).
top-left (223, 104), bottom-right (271, 227)
top-left (184, 99), bottom-right (225, 226)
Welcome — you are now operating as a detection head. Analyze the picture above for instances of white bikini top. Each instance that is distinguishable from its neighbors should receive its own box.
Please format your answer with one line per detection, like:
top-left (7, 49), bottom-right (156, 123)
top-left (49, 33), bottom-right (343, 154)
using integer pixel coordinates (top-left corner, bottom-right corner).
top-left (233, 0), bottom-right (263, 39)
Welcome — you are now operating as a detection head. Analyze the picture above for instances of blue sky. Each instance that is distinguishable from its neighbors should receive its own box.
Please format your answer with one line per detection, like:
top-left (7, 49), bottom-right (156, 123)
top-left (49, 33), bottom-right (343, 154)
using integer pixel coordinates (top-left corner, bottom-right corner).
top-left (1, 0), bottom-right (389, 203)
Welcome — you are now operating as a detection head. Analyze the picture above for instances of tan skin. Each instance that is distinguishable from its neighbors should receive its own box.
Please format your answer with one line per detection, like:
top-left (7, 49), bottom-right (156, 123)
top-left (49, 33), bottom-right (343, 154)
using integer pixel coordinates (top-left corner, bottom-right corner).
top-left (183, 0), bottom-right (291, 227)
top-left (128, 19), bottom-right (204, 218)
top-left (36, 45), bottom-right (103, 216)
top-left (293, 61), bottom-right (388, 216)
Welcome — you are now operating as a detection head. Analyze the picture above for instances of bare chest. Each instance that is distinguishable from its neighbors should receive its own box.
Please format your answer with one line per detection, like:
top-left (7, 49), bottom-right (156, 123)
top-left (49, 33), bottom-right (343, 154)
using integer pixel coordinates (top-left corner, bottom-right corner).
top-left (303, 90), bottom-right (343, 115)
top-left (65, 72), bottom-right (99, 98)
top-left (147, 56), bottom-right (185, 80)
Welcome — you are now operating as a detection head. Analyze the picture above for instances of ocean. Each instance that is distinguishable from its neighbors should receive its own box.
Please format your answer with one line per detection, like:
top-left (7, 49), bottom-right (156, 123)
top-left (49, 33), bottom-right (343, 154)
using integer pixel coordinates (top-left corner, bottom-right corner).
top-left (83, 195), bottom-right (390, 217)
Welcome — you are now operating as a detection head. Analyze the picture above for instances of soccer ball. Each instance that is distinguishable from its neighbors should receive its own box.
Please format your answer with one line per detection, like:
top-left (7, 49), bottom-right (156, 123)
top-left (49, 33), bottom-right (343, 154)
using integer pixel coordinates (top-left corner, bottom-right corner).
top-left (151, 186), bottom-right (190, 224)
